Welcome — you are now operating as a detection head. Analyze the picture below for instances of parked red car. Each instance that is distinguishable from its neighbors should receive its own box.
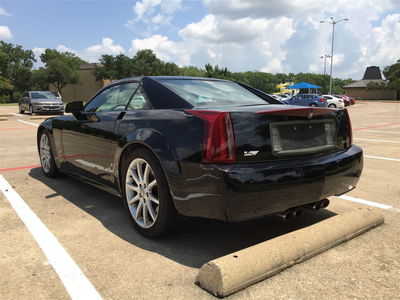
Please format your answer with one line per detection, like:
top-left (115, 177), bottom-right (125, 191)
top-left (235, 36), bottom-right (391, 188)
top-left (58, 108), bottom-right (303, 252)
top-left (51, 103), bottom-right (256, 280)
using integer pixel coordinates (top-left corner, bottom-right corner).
top-left (335, 95), bottom-right (355, 106)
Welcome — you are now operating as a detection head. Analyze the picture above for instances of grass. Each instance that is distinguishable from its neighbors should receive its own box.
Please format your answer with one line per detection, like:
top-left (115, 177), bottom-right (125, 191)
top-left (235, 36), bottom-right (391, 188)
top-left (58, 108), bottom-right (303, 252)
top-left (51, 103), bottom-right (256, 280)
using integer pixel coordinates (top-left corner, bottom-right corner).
top-left (0, 103), bottom-right (18, 106)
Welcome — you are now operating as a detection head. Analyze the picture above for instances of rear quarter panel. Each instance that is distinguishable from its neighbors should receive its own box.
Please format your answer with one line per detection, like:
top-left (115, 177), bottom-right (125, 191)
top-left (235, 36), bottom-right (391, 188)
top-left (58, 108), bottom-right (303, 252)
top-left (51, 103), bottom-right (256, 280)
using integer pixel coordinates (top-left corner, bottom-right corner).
top-left (113, 109), bottom-right (204, 190)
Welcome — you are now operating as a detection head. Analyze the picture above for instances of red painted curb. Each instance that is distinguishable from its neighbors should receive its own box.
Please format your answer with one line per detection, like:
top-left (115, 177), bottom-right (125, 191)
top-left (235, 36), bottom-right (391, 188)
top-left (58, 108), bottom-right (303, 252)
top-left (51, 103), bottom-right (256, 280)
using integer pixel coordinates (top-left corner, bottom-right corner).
top-left (0, 165), bottom-right (41, 172)
top-left (0, 127), bottom-right (36, 131)
top-left (354, 121), bottom-right (400, 131)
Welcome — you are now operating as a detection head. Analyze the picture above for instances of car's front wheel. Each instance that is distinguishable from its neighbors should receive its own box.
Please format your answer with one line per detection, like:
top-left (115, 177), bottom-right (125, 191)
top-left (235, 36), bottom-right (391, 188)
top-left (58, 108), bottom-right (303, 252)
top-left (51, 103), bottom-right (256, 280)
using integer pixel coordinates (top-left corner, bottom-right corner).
top-left (29, 105), bottom-right (34, 115)
top-left (39, 131), bottom-right (59, 177)
top-left (122, 148), bottom-right (178, 237)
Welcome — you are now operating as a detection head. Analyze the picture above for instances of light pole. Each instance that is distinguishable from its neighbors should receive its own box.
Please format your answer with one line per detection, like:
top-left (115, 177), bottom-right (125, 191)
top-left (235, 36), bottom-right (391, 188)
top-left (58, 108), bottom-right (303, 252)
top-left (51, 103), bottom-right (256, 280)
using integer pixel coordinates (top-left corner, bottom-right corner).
top-left (320, 17), bottom-right (348, 94)
top-left (320, 54), bottom-right (331, 76)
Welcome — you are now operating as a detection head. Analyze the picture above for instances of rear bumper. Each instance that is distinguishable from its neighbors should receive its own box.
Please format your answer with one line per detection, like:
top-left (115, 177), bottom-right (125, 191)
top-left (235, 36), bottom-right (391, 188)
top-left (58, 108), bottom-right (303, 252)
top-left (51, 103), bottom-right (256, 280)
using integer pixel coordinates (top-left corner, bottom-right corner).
top-left (169, 145), bottom-right (363, 222)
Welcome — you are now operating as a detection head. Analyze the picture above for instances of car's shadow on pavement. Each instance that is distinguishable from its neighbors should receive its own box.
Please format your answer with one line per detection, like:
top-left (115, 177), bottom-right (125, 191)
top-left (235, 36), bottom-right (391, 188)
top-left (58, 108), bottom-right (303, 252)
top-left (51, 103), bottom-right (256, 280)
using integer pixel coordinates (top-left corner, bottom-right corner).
top-left (29, 168), bottom-right (336, 268)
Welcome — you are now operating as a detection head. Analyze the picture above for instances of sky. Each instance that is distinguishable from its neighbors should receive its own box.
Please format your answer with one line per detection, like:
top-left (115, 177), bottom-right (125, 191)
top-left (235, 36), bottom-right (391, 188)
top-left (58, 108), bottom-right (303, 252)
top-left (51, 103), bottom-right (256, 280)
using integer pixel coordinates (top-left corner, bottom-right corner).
top-left (0, 0), bottom-right (399, 79)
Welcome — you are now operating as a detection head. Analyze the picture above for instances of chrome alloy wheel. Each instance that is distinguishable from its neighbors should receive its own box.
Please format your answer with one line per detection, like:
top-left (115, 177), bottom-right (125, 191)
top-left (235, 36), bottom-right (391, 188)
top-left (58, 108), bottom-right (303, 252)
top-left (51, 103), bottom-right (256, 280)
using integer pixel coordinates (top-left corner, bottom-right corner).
top-left (39, 133), bottom-right (51, 173)
top-left (125, 158), bottom-right (159, 228)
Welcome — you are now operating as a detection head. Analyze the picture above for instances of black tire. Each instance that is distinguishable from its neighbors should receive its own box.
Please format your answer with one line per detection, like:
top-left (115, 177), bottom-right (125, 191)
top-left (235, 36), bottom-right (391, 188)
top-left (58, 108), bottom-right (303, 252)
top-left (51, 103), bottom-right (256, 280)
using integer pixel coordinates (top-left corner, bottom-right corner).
top-left (328, 103), bottom-right (336, 108)
top-left (19, 104), bottom-right (24, 114)
top-left (310, 103), bottom-right (317, 107)
top-left (121, 148), bottom-right (179, 237)
top-left (38, 130), bottom-right (59, 178)
top-left (29, 105), bottom-right (34, 115)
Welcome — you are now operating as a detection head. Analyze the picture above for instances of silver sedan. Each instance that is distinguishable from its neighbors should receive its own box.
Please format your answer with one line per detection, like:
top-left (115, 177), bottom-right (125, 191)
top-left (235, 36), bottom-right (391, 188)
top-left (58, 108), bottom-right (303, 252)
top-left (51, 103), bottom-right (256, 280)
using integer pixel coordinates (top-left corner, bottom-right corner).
top-left (18, 91), bottom-right (64, 115)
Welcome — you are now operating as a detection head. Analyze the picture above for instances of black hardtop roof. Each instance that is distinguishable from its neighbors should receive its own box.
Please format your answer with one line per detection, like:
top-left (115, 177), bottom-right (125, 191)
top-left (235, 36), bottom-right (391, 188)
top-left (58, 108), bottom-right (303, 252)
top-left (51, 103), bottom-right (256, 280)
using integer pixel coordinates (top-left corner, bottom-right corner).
top-left (106, 76), bottom-right (230, 86)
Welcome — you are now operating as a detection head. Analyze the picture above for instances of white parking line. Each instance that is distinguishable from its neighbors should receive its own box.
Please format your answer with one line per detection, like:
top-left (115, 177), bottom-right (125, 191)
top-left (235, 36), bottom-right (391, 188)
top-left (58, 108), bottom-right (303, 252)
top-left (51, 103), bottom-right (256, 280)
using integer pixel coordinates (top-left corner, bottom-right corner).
top-left (362, 130), bottom-right (400, 134)
top-left (355, 138), bottom-right (400, 144)
top-left (337, 195), bottom-right (392, 209)
top-left (364, 155), bottom-right (400, 162)
top-left (0, 175), bottom-right (103, 300)
top-left (17, 119), bottom-right (39, 127)
top-left (337, 194), bottom-right (400, 213)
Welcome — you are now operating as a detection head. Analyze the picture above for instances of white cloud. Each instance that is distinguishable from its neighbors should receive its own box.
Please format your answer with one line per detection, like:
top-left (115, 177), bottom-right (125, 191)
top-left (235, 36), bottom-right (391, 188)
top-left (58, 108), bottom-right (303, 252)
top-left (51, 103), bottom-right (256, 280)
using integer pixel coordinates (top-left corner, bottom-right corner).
top-left (203, 0), bottom-right (321, 18)
top-left (34, 38), bottom-right (125, 66)
top-left (32, 47), bottom-right (46, 59)
top-left (83, 38), bottom-right (124, 62)
top-left (127, 13), bottom-right (295, 73)
top-left (179, 14), bottom-right (295, 72)
top-left (0, 7), bottom-right (12, 17)
top-left (0, 26), bottom-right (12, 39)
top-left (126, 0), bottom-right (182, 34)
top-left (180, 15), bottom-right (273, 44)
top-left (56, 45), bottom-right (76, 54)
top-left (130, 34), bottom-right (190, 66)
top-left (133, 0), bottom-right (162, 20)
top-left (357, 13), bottom-right (400, 70)
top-left (31, 48), bottom-right (46, 68)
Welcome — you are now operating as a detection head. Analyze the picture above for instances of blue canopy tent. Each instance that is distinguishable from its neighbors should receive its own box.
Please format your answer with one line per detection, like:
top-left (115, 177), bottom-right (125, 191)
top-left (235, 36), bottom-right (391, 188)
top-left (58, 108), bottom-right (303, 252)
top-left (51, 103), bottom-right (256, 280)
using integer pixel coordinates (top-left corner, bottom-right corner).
top-left (287, 82), bottom-right (322, 94)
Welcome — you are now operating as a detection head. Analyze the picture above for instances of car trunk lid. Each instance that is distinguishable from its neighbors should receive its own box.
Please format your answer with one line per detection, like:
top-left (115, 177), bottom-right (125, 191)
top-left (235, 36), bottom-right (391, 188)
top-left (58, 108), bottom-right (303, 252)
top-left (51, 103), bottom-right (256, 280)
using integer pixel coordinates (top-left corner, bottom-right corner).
top-left (229, 106), bottom-right (351, 163)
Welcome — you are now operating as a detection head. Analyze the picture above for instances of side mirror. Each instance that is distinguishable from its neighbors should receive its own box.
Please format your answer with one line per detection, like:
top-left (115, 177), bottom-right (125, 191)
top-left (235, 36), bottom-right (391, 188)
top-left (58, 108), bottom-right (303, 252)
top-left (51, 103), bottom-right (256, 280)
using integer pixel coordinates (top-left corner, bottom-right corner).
top-left (65, 101), bottom-right (84, 113)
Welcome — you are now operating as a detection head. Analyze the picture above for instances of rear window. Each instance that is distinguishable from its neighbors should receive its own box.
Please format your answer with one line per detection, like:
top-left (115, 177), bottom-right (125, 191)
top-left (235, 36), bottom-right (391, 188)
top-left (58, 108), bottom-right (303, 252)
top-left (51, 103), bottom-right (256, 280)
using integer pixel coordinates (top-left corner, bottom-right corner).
top-left (159, 79), bottom-right (268, 107)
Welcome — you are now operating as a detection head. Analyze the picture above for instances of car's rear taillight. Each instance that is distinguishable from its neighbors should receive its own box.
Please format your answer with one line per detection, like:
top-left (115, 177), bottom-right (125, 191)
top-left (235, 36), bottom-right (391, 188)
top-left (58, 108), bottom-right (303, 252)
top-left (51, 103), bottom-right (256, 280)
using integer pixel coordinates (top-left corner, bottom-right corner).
top-left (339, 99), bottom-right (343, 102)
top-left (319, 97), bottom-right (325, 102)
top-left (186, 110), bottom-right (236, 163)
top-left (345, 109), bottom-right (353, 146)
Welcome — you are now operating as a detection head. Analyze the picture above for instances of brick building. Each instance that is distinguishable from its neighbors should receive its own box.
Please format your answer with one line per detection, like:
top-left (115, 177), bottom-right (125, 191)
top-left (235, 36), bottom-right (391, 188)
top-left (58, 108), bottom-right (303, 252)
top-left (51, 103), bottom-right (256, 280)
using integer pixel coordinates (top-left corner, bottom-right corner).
top-left (343, 66), bottom-right (398, 100)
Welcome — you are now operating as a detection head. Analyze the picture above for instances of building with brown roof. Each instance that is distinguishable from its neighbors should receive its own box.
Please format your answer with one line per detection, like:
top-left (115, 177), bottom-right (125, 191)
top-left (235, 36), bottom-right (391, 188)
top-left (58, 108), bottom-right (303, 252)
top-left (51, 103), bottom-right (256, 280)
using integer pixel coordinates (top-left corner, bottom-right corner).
top-left (343, 66), bottom-right (398, 100)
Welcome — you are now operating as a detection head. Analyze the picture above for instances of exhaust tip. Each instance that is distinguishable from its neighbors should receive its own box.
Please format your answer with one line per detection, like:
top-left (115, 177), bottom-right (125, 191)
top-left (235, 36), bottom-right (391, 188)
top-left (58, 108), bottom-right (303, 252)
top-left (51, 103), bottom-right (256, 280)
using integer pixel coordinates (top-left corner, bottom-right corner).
top-left (322, 199), bottom-right (330, 208)
top-left (279, 209), bottom-right (294, 220)
top-left (293, 207), bottom-right (303, 217)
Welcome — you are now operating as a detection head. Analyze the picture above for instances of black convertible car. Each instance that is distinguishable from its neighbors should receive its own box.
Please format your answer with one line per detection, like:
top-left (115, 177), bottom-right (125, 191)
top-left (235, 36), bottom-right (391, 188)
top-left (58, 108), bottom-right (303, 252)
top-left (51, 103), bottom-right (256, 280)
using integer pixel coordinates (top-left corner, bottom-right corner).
top-left (37, 76), bottom-right (363, 237)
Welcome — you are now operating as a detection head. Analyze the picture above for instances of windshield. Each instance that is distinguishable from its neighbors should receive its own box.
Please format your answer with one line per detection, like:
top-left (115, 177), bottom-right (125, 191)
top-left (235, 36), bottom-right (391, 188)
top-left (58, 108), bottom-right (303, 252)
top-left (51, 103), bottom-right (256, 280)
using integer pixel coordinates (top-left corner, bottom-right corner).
top-left (30, 92), bottom-right (56, 99)
top-left (159, 79), bottom-right (268, 107)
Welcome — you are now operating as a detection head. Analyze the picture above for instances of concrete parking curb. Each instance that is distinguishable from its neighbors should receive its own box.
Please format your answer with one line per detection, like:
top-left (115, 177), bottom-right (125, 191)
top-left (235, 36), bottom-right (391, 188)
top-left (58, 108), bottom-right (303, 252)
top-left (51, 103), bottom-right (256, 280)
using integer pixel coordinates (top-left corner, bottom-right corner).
top-left (196, 207), bottom-right (384, 298)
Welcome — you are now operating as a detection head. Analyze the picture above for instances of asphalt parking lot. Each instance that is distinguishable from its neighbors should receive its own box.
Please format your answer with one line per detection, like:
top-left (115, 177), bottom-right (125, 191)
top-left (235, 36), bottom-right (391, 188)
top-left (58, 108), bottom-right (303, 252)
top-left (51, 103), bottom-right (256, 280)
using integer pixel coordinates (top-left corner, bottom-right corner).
top-left (1, 102), bottom-right (399, 299)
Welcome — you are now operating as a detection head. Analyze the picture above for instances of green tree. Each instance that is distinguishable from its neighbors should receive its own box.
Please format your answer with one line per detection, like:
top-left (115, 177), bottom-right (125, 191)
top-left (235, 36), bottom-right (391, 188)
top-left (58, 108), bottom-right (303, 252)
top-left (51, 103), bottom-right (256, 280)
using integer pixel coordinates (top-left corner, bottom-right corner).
top-left (179, 66), bottom-right (206, 77)
top-left (383, 59), bottom-right (400, 92)
top-left (94, 49), bottom-right (181, 80)
top-left (93, 54), bottom-right (135, 81)
top-left (132, 49), bottom-right (163, 76)
top-left (159, 62), bottom-right (180, 76)
top-left (114, 54), bottom-right (135, 78)
top-left (0, 76), bottom-right (14, 103)
top-left (93, 54), bottom-right (117, 81)
top-left (40, 49), bottom-right (86, 95)
top-left (0, 41), bottom-right (35, 101)
top-left (31, 68), bottom-right (49, 91)
top-left (205, 63), bottom-right (230, 79)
